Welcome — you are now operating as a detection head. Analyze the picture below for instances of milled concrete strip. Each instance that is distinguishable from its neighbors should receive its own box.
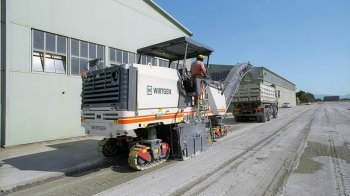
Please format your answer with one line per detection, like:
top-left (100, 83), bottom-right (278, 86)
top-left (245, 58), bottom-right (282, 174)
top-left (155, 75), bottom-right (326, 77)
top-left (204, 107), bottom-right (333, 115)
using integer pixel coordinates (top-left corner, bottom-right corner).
top-left (97, 106), bottom-right (313, 196)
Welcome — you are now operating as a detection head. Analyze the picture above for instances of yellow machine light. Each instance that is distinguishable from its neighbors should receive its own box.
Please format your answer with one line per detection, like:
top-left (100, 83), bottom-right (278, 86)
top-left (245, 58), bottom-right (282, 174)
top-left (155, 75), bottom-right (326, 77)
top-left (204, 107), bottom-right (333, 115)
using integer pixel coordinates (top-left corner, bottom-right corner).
top-left (154, 148), bottom-right (159, 154)
top-left (142, 149), bottom-right (147, 153)
top-left (113, 120), bottom-right (119, 124)
top-left (158, 108), bottom-right (163, 113)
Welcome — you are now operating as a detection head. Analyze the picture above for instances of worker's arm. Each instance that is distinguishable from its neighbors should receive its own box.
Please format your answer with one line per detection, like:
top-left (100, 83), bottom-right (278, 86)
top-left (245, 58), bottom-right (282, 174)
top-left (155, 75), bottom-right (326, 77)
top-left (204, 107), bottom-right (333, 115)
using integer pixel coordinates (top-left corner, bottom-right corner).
top-left (200, 62), bottom-right (207, 77)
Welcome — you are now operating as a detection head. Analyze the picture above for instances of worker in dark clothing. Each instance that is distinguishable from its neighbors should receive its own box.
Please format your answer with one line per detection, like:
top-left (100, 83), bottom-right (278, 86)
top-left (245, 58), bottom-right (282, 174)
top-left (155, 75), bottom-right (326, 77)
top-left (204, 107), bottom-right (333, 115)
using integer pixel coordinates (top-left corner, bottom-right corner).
top-left (191, 54), bottom-right (207, 105)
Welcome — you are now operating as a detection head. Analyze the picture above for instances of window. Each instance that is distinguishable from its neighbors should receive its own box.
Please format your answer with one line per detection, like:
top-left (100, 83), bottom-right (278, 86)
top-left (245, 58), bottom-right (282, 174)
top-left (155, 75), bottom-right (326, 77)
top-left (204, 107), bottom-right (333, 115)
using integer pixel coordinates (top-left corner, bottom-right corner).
top-left (170, 62), bottom-right (177, 69)
top-left (110, 47), bottom-right (136, 66)
top-left (147, 56), bottom-right (156, 66)
top-left (136, 54), bottom-right (157, 66)
top-left (159, 59), bottom-right (169, 67)
top-left (142, 56), bottom-right (156, 66)
top-left (122, 51), bottom-right (128, 64)
top-left (170, 62), bottom-right (182, 69)
top-left (32, 51), bottom-right (44, 72)
top-left (129, 53), bottom-right (135, 64)
top-left (141, 55), bottom-right (146, 65)
top-left (32, 29), bottom-right (67, 74)
top-left (33, 30), bottom-right (44, 50)
top-left (45, 54), bottom-right (66, 74)
top-left (116, 50), bottom-right (122, 64)
top-left (70, 39), bottom-right (105, 75)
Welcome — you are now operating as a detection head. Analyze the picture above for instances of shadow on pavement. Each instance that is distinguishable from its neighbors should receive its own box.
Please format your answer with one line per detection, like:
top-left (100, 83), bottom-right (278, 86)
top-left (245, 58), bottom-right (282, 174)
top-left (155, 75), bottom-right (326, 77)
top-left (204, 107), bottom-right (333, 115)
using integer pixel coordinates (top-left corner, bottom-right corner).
top-left (2, 139), bottom-right (123, 177)
top-left (111, 164), bottom-right (136, 174)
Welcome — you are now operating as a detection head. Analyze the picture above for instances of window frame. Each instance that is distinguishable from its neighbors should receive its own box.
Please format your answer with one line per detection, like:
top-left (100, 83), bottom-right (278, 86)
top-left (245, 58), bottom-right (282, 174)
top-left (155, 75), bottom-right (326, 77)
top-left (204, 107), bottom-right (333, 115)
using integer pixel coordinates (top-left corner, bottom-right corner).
top-left (109, 47), bottom-right (136, 67)
top-left (31, 29), bottom-right (68, 75)
top-left (69, 39), bottom-right (105, 76)
top-left (159, 59), bottom-right (169, 68)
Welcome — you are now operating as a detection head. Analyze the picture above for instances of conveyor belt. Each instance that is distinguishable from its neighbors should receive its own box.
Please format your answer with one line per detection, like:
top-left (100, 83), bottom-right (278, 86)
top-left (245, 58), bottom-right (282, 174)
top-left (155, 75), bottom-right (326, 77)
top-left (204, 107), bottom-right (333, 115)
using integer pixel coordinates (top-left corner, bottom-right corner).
top-left (222, 62), bottom-right (251, 111)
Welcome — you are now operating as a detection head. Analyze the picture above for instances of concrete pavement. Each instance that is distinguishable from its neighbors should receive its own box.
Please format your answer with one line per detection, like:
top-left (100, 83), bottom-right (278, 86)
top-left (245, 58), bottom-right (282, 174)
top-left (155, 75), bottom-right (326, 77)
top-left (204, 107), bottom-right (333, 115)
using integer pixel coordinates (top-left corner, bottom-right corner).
top-left (0, 135), bottom-right (110, 193)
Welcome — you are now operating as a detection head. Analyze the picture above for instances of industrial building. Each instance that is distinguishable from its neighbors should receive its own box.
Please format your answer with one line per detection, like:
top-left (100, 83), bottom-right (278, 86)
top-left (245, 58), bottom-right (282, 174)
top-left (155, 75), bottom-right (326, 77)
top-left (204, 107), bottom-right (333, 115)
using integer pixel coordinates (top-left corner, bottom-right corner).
top-left (324, 96), bottom-right (340, 101)
top-left (209, 64), bottom-right (296, 108)
top-left (0, 0), bottom-right (192, 146)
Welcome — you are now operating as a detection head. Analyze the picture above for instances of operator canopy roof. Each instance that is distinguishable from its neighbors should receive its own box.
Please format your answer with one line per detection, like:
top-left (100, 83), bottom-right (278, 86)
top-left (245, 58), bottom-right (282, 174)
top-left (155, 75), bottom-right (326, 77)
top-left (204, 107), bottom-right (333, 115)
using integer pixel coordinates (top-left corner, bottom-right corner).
top-left (137, 37), bottom-right (214, 62)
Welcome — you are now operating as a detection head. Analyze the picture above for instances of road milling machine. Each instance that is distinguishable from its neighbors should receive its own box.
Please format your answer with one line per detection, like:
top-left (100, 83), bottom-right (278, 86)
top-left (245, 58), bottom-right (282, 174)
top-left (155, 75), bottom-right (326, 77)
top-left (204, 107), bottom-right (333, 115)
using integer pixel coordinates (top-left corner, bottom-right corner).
top-left (81, 37), bottom-right (251, 170)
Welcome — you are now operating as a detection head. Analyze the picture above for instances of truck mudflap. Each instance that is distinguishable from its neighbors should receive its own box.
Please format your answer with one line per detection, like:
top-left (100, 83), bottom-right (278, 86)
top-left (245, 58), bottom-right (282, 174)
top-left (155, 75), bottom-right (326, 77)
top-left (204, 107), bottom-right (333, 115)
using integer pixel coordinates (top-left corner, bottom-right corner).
top-left (172, 120), bottom-right (213, 160)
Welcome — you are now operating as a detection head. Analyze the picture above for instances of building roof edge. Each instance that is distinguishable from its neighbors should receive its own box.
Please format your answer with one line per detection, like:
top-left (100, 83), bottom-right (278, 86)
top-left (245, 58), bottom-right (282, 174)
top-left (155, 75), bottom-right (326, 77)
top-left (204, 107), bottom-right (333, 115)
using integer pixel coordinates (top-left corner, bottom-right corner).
top-left (144, 0), bottom-right (193, 37)
top-left (209, 64), bottom-right (296, 87)
top-left (261, 66), bottom-right (296, 86)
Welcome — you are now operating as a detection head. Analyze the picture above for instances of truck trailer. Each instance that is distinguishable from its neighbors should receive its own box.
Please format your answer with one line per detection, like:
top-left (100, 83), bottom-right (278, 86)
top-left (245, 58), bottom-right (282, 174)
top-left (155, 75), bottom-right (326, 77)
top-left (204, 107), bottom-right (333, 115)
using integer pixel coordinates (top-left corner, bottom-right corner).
top-left (80, 37), bottom-right (251, 170)
top-left (232, 83), bottom-right (278, 122)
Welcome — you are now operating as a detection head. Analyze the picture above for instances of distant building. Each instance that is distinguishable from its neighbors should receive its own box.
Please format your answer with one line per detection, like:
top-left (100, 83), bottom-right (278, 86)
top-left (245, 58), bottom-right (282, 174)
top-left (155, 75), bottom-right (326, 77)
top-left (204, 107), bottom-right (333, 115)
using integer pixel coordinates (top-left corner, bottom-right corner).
top-left (209, 64), bottom-right (297, 107)
top-left (324, 96), bottom-right (340, 101)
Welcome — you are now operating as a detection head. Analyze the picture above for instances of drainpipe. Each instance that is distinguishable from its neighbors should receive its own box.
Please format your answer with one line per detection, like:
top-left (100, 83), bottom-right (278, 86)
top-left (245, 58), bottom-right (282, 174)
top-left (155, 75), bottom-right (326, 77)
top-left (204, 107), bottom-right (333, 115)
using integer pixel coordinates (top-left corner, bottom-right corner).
top-left (0, 0), bottom-right (6, 147)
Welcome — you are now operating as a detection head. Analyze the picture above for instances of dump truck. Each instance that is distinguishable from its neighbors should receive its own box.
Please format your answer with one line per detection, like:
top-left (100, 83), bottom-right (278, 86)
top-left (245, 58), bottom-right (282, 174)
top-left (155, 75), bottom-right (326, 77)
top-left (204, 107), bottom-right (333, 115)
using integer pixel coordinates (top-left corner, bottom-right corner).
top-left (232, 83), bottom-right (278, 122)
top-left (81, 37), bottom-right (251, 170)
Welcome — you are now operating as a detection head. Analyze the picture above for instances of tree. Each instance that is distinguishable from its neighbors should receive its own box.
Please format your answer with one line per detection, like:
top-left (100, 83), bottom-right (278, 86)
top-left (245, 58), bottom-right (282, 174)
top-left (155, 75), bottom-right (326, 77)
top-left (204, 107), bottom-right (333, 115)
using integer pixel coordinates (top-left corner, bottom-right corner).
top-left (296, 90), bottom-right (316, 103)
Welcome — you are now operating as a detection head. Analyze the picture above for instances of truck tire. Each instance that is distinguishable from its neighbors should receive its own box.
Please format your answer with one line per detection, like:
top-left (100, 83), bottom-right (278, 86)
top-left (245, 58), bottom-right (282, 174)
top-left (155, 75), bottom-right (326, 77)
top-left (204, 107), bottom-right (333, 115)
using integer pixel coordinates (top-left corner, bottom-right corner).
top-left (102, 139), bottom-right (118, 157)
top-left (272, 111), bottom-right (277, 118)
top-left (272, 108), bottom-right (278, 118)
top-left (261, 113), bottom-right (267, 122)
top-left (235, 116), bottom-right (241, 122)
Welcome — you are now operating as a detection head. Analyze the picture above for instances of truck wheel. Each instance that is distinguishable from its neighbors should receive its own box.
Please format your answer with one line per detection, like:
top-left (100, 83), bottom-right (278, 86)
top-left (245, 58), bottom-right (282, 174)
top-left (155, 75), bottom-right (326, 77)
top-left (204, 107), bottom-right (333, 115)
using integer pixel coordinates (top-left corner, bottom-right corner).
top-left (273, 111), bottom-right (277, 118)
top-left (102, 139), bottom-right (118, 157)
top-left (261, 114), bottom-right (267, 122)
top-left (235, 116), bottom-right (241, 122)
top-left (257, 116), bottom-right (263, 122)
top-left (272, 108), bottom-right (277, 118)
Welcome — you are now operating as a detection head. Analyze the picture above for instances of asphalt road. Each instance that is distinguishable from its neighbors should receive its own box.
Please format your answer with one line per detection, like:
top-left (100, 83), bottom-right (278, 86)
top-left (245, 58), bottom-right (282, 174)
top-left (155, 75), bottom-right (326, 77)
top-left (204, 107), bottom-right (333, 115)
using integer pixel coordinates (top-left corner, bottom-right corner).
top-left (9, 102), bottom-right (350, 196)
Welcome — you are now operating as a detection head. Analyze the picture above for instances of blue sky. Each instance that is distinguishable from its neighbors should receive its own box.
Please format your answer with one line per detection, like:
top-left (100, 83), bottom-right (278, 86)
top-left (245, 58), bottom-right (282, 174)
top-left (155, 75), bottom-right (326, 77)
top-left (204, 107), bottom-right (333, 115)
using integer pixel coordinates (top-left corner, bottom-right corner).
top-left (155, 0), bottom-right (350, 95)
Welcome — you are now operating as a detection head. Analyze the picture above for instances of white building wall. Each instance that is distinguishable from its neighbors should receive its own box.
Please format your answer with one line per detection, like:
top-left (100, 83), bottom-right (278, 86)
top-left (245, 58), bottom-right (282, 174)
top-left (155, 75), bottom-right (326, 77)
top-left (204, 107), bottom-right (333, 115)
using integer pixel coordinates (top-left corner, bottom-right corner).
top-left (263, 81), bottom-right (297, 107)
top-left (9, 0), bottom-right (187, 52)
top-left (5, 0), bottom-right (189, 146)
top-left (275, 86), bottom-right (297, 107)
